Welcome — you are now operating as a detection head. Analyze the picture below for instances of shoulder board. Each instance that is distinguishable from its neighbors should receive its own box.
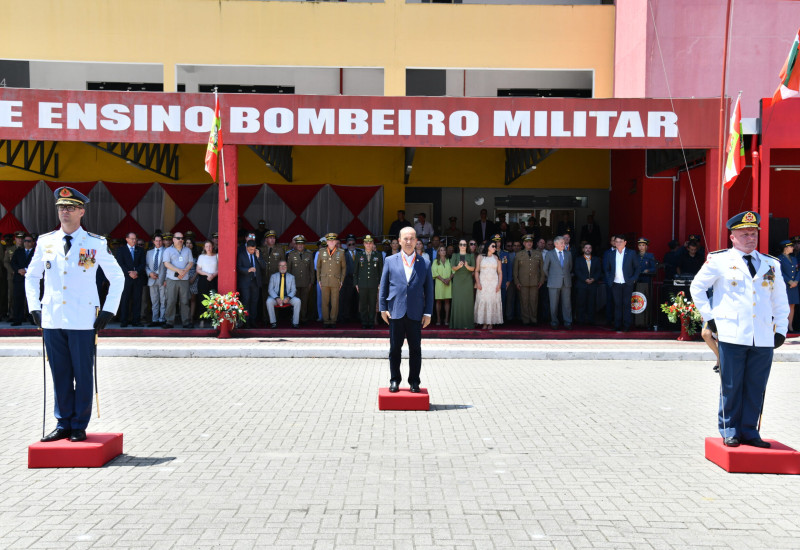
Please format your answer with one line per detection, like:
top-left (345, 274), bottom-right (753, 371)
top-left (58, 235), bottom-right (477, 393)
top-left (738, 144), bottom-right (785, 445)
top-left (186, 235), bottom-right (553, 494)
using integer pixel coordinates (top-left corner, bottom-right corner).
top-left (38, 230), bottom-right (57, 238)
top-left (709, 249), bottom-right (727, 255)
top-left (764, 253), bottom-right (779, 261)
top-left (86, 231), bottom-right (106, 240)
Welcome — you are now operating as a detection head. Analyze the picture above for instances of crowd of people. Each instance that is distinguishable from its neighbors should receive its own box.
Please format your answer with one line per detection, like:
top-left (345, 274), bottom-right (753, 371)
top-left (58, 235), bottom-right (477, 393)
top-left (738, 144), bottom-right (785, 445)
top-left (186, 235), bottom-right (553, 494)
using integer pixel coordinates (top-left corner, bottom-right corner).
top-left (3, 210), bottom-right (799, 332)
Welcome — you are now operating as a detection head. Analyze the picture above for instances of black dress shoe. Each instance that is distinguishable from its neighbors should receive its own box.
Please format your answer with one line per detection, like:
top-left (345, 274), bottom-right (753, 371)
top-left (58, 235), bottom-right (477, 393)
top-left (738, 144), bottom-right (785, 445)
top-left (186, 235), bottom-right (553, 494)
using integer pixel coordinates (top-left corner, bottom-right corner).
top-left (389, 381), bottom-right (400, 393)
top-left (723, 437), bottom-right (740, 447)
top-left (120, 323), bottom-right (128, 328)
top-left (410, 384), bottom-right (420, 393)
top-left (742, 437), bottom-right (770, 448)
top-left (271, 323), bottom-right (278, 329)
top-left (10, 321), bottom-right (21, 326)
top-left (292, 324), bottom-right (300, 329)
top-left (41, 428), bottom-right (71, 442)
top-left (147, 321), bottom-right (160, 327)
top-left (69, 429), bottom-right (87, 442)
top-left (565, 324), bottom-right (573, 331)
top-left (132, 322), bottom-right (143, 327)
top-left (183, 323), bottom-right (194, 329)
top-left (550, 324), bottom-right (558, 330)
top-left (162, 323), bottom-right (174, 329)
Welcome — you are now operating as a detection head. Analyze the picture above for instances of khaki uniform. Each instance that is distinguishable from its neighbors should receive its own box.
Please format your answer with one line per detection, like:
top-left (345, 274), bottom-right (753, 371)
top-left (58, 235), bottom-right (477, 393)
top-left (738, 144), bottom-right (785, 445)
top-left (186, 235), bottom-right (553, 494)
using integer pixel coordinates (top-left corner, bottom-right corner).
top-left (316, 247), bottom-right (347, 325)
top-left (513, 249), bottom-right (544, 324)
top-left (4, 244), bottom-right (18, 318)
top-left (287, 249), bottom-right (315, 323)
top-left (354, 250), bottom-right (383, 327)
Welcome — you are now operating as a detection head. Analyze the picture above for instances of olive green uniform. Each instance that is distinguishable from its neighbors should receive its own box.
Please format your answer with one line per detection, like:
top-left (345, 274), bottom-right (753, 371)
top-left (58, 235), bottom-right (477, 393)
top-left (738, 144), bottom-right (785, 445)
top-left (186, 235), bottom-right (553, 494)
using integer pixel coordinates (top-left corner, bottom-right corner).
top-left (354, 250), bottom-right (383, 327)
top-left (316, 247), bottom-right (347, 325)
top-left (513, 249), bottom-right (544, 324)
top-left (287, 249), bottom-right (315, 323)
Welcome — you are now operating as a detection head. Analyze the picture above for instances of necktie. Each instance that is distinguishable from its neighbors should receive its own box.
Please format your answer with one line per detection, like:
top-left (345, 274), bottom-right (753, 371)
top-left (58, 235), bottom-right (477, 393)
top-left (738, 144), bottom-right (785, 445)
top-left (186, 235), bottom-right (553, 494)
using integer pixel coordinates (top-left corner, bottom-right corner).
top-left (528, 250), bottom-right (531, 257)
top-left (744, 254), bottom-right (757, 278)
top-left (250, 254), bottom-right (255, 277)
top-left (130, 246), bottom-right (135, 261)
top-left (280, 273), bottom-right (285, 300)
top-left (64, 235), bottom-right (72, 255)
top-left (153, 249), bottom-right (160, 271)
top-left (558, 251), bottom-right (563, 267)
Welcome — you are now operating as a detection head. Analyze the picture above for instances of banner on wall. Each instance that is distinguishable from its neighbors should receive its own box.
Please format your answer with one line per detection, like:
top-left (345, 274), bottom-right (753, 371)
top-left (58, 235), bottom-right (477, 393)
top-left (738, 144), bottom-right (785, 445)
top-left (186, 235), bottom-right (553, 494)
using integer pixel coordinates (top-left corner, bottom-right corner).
top-left (0, 88), bottom-right (720, 149)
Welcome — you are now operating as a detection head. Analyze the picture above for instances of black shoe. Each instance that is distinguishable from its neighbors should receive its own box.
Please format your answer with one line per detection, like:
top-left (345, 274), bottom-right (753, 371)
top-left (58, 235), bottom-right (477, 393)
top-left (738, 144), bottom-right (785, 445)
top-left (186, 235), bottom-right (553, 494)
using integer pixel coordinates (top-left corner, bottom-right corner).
top-left (550, 324), bottom-right (558, 330)
top-left (723, 437), bottom-right (740, 447)
top-left (330, 324), bottom-right (336, 329)
top-left (120, 323), bottom-right (128, 328)
top-left (41, 428), bottom-right (71, 442)
top-left (132, 322), bottom-right (143, 327)
top-left (362, 324), bottom-right (368, 329)
top-left (147, 321), bottom-right (160, 327)
top-left (271, 323), bottom-right (278, 329)
top-left (565, 324), bottom-right (573, 331)
top-left (742, 437), bottom-right (770, 448)
top-left (183, 323), bottom-right (194, 329)
top-left (292, 324), bottom-right (300, 329)
top-left (10, 321), bottom-right (21, 326)
top-left (69, 429), bottom-right (87, 442)
top-left (389, 381), bottom-right (400, 393)
top-left (162, 323), bottom-right (174, 329)
top-left (410, 384), bottom-right (421, 393)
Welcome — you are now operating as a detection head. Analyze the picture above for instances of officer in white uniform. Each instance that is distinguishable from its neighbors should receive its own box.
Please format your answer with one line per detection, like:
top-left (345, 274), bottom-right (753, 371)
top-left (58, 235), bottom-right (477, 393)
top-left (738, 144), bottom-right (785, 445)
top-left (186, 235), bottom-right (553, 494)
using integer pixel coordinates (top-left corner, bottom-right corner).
top-left (26, 187), bottom-right (124, 443)
top-left (691, 211), bottom-right (789, 448)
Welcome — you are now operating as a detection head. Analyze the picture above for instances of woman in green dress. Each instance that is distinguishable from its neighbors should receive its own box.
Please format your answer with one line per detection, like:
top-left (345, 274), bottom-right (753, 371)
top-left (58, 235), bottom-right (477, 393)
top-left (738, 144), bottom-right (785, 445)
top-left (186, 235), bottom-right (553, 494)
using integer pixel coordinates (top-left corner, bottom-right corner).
top-left (449, 239), bottom-right (476, 329)
top-left (431, 246), bottom-right (453, 325)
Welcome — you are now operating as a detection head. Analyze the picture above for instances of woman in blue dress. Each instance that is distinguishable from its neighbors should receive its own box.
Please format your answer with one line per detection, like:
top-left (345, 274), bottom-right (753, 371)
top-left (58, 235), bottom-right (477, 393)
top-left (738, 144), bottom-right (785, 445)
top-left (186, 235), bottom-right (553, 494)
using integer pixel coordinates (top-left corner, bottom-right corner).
top-left (778, 239), bottom-right (799, 330)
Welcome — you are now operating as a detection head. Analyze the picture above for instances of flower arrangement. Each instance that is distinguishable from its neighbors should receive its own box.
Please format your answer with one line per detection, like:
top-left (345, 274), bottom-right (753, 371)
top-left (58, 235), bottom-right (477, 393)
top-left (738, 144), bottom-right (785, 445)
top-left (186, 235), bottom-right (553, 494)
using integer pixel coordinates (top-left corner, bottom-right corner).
top-left (660, 291), bottom-right (702, 335)
top-left (200, 291), bottom-right (248, 329)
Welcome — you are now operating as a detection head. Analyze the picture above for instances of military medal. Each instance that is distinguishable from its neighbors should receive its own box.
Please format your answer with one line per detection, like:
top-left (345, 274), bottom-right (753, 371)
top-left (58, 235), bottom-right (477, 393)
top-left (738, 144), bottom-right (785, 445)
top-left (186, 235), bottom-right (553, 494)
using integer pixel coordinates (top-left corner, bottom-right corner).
top-left (732, 281), bottom-right (737, 287)
top-left (45, 261), bottom-right (51, 269)
top-left (762, 281), bottom-right (769, 287)
top-left (79, 248), bottom-right (96, 268)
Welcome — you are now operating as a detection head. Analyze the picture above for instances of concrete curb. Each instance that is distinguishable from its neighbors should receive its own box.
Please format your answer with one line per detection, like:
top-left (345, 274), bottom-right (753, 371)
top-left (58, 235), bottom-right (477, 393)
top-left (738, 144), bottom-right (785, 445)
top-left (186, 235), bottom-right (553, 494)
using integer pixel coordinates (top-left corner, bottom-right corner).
top-left (1, 345), bottom-right (799, 362)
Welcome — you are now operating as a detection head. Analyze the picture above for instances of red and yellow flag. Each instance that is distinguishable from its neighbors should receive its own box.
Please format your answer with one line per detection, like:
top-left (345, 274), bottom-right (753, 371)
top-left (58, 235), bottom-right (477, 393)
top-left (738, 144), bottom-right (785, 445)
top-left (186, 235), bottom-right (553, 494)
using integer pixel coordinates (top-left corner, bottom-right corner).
top-left (204, 95), bottom-right (223, 181)
top-left (724, 93), bottom-right (744, 189)
top-left (773, 28), bottom-right (800, 103)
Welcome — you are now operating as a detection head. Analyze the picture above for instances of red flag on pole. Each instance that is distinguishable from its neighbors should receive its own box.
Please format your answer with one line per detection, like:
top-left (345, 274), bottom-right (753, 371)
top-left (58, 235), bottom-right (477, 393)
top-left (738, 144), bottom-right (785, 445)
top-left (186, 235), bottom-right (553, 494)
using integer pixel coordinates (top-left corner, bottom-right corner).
top-left (204, 94), bottom-right (223, 181)
top-left (723, 93), bottom-right (744, 189)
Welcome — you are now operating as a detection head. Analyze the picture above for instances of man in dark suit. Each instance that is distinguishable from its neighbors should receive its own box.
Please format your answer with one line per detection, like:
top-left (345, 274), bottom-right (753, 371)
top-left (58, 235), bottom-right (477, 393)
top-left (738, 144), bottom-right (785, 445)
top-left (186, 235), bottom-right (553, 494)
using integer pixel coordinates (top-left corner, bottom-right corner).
top-left (379, 226), bottom-right (434, 393)
top-left (471, 209), bottom-right (497, 244)
top-left (10, 234), bottom-right (35, 326)
top-left (114, 232), bottom-right (146, 327)
top-left (603, 234), bottom-right (641, 332)
top-left (237, 239), bottom-right (266, 328)
top-left (542, 235), bottom-right (573, 330)
top-left (573, 243), bottom-right (603, 325)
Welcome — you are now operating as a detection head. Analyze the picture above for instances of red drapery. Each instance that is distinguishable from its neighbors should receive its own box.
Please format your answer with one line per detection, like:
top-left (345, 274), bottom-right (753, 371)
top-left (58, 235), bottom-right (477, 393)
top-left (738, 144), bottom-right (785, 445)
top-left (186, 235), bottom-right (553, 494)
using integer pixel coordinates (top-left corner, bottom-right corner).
top-left (270, 184), bottom-right (324, 242)
top-left (103, 181), bottom-right (155, 239)
top-left (0, 180), bottom-right (38, 234)
top-left (161, 183), bottom-right (212, 240)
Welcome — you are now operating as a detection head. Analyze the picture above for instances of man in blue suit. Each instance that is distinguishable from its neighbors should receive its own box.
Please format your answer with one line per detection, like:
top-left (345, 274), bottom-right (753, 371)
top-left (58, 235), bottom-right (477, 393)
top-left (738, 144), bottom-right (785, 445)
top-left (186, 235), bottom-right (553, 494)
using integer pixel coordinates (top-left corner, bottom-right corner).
top-left (603, 234), bottom-right (641, 332)
top-left (114, 232), bottom-right (146, 327)
top-left (379, 226), bottom-right (434, 393)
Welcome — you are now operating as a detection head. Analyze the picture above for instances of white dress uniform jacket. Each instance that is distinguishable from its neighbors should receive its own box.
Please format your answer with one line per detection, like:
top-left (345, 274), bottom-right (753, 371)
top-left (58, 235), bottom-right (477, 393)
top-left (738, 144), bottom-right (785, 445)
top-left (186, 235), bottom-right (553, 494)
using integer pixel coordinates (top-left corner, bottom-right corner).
top-left (25, 227), bottom-right (124, 330)
top-left (691, 249), bottom-right (789, 347)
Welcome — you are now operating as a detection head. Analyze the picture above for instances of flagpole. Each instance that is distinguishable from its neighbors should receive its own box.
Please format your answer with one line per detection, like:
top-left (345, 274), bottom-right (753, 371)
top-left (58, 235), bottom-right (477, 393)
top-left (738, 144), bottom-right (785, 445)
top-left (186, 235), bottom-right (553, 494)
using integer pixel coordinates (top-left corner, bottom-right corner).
top-left (716, 0), bottom-right (734, 249)
top-left (215, 87), bottom-right (229, 203)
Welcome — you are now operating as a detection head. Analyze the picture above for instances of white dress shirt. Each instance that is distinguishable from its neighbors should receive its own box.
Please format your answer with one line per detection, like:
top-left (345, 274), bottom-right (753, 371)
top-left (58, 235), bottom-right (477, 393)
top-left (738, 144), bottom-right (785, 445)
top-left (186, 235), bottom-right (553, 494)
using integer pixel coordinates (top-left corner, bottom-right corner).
top-left (614, 249), bottom-right (626, 283)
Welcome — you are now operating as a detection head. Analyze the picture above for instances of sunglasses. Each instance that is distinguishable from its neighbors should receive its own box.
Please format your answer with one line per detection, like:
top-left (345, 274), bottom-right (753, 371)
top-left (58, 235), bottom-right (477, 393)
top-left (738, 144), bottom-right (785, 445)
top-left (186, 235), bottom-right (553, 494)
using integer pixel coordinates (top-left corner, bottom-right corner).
top-left (24, 239), bottom-right (33, 243)
top-left (57, 205), bottom-right (79, 212)
top-left (173, 237), bottom-right (184, 240)
top-left (469, 242), bottom-right (476, 246)
top-left (459, 242), bottom-right (467, 246)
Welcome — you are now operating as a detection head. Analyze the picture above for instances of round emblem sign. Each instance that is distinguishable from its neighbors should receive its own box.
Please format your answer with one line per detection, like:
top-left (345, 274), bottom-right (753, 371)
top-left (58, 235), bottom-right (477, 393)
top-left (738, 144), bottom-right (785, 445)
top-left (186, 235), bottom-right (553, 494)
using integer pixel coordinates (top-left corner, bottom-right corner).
top-left (631, 292), bottom-right (647, 314)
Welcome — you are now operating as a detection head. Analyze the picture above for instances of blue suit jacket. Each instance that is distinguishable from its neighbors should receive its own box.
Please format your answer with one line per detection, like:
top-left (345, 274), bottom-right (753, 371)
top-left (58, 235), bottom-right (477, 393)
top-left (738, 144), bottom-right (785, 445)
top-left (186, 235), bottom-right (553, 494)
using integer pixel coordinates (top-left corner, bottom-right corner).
top-left (379, 252), bottom-right (434, 321)
top-left (603, 248), bottom-right (641, 286)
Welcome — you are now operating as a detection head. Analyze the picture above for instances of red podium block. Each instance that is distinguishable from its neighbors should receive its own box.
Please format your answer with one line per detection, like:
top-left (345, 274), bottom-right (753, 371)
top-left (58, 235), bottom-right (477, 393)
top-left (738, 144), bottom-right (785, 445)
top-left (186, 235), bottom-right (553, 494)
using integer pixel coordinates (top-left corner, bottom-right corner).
top-left (378, 388), bottom-right (429, 411)
top-left (705, 437), bottom-right (800, 474)
top-left (28, 433), bottom-right (123, 468)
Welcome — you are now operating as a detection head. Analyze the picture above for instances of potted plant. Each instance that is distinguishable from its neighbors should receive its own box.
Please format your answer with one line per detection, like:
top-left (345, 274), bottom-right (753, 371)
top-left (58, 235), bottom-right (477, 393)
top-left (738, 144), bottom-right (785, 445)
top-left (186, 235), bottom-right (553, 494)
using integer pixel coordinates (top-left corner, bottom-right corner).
top-left (200, 291), bottom-right (248, 338)
top-left (660, 291), bottom-right (702, 341)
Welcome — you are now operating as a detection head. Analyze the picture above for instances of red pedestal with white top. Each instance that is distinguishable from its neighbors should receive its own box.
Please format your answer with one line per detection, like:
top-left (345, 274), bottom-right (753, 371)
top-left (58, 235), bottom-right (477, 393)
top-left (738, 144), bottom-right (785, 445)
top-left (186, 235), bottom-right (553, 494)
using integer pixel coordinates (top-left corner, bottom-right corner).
top-left (378, 388), bottom-right (430, 411)
top-left (705, 437), bottom-right (800, 474)
top-left (28, 433), bottom-right (123, 468)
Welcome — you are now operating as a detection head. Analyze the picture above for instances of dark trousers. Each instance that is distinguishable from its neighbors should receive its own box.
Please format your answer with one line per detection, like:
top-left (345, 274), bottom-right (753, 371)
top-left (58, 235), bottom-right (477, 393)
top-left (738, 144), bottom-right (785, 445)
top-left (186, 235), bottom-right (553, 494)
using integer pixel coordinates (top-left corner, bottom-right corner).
top-left (389, 314), bottom-right (422, 385)
top-left (611, 282), bottom-right (634, 330)
top-left (575, 284), bottom-right (598, 324)
top-left (239, 277), bottom-right (260, 327)
top-left (43, 329), bottom-right (95, 430)
top-left (12, 278), bottom-right (27, 323)
top-left (717, 342), bottom-right (773, 440)
top-left (605, 283), bottom-right (614, 325)
top-left (118, 278), bottom-right (142, 324)
top-left (296, 285), bottom-right (312, 323)
top-left (196, 276), bottom-right (218, 315)
top-left (359, 287), bottom-right (378, 327)
top-left (338, 276), bottom-right (354, 322)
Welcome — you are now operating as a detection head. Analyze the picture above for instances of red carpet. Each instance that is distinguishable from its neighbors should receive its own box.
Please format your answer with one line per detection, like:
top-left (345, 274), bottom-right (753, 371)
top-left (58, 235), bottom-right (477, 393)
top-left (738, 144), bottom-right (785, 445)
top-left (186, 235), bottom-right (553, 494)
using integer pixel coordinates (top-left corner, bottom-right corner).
top-left (0, 323), bottom-right (694, 339)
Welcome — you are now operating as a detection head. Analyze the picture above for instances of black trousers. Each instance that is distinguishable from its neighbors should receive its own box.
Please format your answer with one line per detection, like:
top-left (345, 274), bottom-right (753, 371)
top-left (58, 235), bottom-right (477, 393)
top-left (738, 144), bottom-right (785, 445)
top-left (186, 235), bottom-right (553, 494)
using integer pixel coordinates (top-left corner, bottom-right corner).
top-left (12, 278), bottom-right (27, 323)
top-left (611, 282), bottom-right (634, 330)
top-left (389, 314), bottom-right (422, 385)
top-left (239, 277), bottom-right (260, 326)
top-left (575, 283), bottom-right (598, 324)
top-left (118, 278), bottom-right (142, 324)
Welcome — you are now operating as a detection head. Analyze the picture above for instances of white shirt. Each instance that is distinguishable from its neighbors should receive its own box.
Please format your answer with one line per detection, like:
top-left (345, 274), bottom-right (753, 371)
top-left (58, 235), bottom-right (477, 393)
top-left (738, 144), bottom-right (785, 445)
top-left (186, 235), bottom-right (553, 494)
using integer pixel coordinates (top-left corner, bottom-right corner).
top-left (402, 250), bottom-right (415, 282)
top-left (414, 221), bottom-right (433, 244)
top-left (196, 253), bottom-right (218, 275)
top-left (614, 249), bottom-right (626, 283)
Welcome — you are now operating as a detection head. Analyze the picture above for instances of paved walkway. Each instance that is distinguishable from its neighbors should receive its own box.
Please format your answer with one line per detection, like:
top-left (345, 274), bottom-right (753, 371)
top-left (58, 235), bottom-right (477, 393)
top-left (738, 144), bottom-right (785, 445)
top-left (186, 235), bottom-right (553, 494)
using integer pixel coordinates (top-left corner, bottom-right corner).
top-left (2, 356), bottom-right (800, 549)
top-left (2, 334), bottom-right (800, 362)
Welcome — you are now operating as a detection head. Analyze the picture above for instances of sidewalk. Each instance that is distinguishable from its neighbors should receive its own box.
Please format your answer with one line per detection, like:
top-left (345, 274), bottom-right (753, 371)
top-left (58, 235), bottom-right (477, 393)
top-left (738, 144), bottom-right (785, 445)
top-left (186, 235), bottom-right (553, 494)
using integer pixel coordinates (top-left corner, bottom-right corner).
top-left (2, 334), bottom-right (800, 361)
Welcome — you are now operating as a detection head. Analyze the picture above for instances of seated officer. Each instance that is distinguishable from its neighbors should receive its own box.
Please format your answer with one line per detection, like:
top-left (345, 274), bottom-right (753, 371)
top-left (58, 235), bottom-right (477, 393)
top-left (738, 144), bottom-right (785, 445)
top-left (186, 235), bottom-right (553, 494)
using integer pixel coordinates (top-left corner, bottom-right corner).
top-left (266, 260), bottom-right (301, 328)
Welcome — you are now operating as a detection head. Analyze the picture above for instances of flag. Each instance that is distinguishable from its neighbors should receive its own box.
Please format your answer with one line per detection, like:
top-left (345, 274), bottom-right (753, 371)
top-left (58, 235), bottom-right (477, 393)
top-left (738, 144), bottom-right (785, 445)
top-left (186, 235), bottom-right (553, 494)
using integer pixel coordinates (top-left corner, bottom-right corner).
top-left (724, 93), bottom-right (744, 189)
top-left (773, 28), bottom-right (800, 103)
top-left (204, 94), bottom-right (223, 181)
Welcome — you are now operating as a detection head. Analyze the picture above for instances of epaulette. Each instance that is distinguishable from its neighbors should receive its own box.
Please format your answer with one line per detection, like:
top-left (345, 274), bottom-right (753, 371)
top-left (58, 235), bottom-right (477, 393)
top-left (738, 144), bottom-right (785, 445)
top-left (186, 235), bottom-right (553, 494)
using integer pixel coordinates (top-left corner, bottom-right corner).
top-left (38, 230), bottom-right (57, 238)
top-left (764, 253), bottom-right (779, 261)
top-left (86, 231), bottom-right (106, 240)
top-left (709, 249), bottom-right (726, 255)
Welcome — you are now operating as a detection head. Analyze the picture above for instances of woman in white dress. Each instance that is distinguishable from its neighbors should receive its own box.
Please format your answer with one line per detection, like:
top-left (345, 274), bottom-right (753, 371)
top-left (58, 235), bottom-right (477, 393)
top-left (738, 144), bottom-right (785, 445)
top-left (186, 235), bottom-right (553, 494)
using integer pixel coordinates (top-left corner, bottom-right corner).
top-left (473, 239), bottom-right (504, 329)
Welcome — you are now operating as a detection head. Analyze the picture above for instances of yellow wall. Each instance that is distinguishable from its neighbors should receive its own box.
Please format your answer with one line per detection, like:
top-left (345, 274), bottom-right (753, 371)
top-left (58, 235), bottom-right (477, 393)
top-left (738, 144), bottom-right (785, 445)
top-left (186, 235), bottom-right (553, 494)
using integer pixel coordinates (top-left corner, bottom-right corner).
top-left (1, 0), bottom-right (615, 97)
